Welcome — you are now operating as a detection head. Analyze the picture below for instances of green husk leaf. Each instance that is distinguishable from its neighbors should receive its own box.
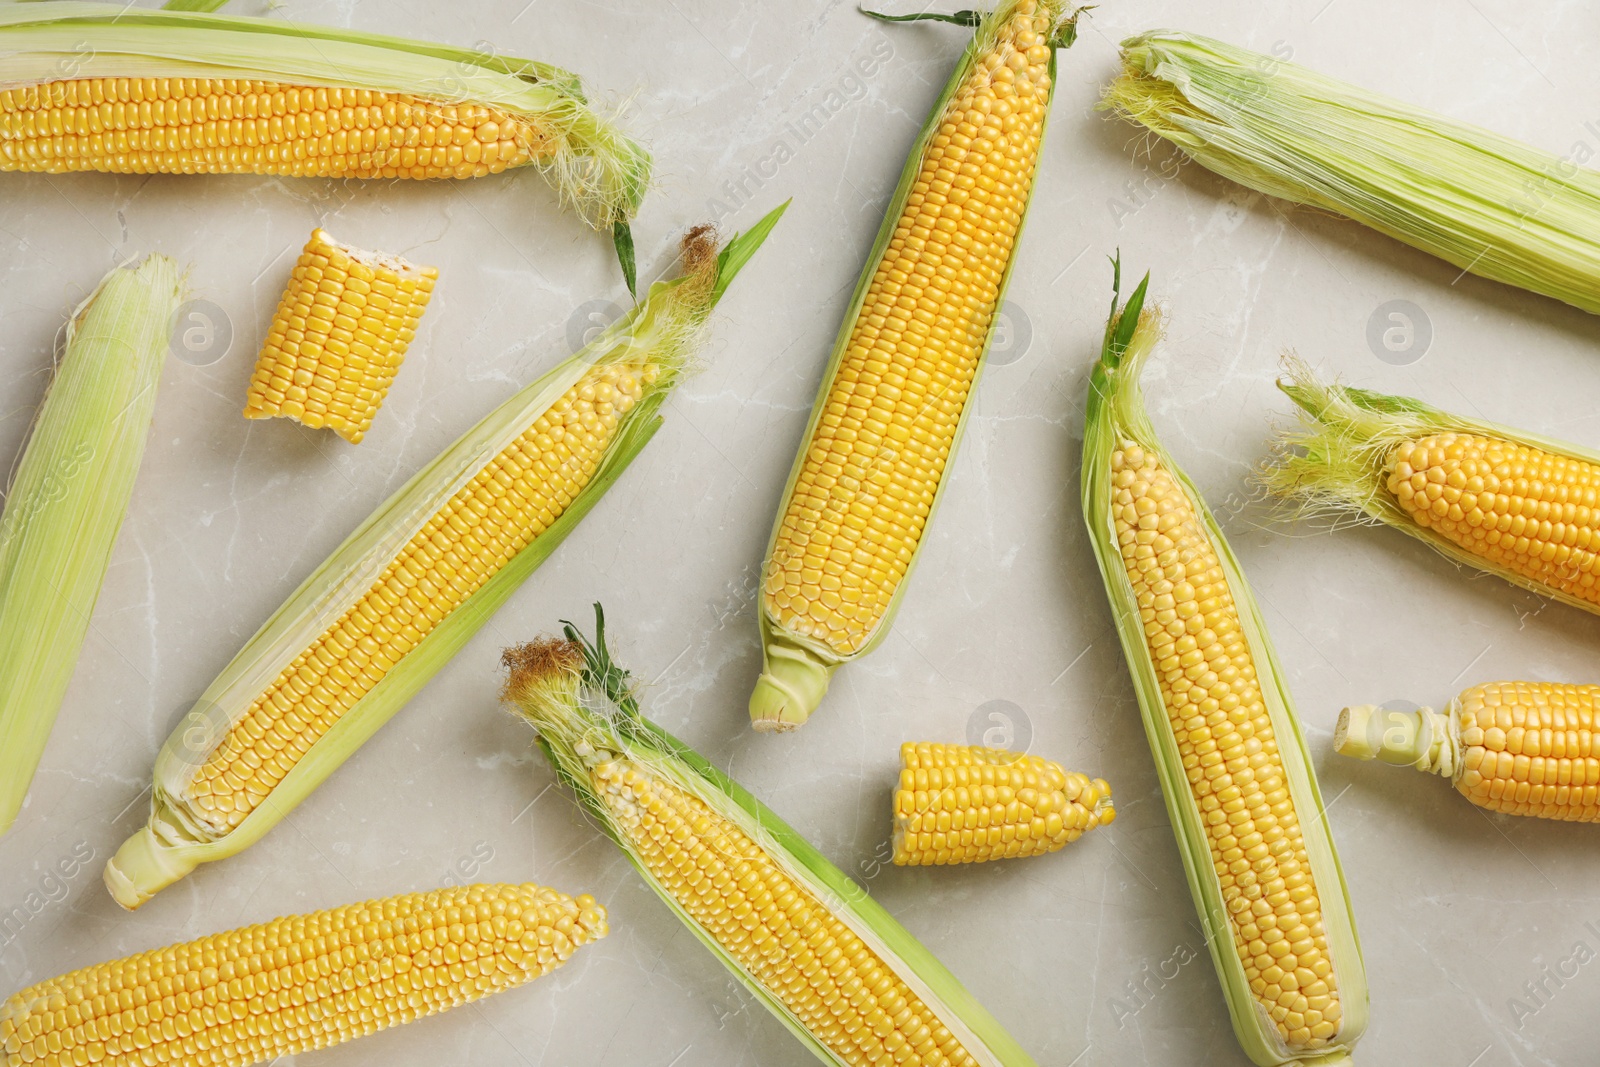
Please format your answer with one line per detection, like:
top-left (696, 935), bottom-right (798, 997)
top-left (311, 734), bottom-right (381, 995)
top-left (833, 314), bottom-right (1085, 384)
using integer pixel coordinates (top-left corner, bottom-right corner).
top-left (502, 605), bottom-right (1041, 1067)
top-left (160, 0), bottom-right (231, 12)
top-left (860, 8), bottom-right (984, 27)
top-left (612, 221), bottom-right (638, 300)
top-left (1081, 264), bottom-right (1367, 1067)
top-left (0, 255), bottom-right (184, 836)
top-left (103, 206), bottom-right (784, 908)
top-left (1102, 30), bottom-right (1600, 316)
top-left (1263, 357), bottom-right (1600, 619)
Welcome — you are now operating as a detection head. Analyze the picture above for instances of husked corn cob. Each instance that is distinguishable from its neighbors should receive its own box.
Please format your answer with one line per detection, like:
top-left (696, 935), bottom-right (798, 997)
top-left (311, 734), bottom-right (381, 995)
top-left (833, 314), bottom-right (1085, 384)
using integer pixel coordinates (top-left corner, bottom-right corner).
top-left (0, 883), bottom-right (607, 1067)
top-left (244, 229), bottom-right (437, 444)
top-left (504, 607), bottom-right (1043, 1067)
top-left (1264, 358), bottom-right (1600, 618)
top-left (750, 0), bottom-right (1077, 731)
top-left (0, 4), bottom-right (650, 289)
top-left (1338, 682), bottom-right (1600, 823)
top-left (892, 742), bottom-right (1113, 866)
top-left (104, 207), bottom-right (784, 909)
top-left (1082, 267), bottom-right (1366, 1066)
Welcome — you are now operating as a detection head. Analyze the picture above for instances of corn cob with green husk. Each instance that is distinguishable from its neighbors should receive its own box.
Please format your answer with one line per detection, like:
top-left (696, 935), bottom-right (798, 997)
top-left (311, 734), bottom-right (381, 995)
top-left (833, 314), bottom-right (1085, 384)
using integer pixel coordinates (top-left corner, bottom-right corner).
top-left (103, 205), bottom-right (785, 910)
top-left (1337, 682), bottom-right (1600, 823)
top-left (503, 607), bottom-right (1043, 1067)
top-left (749, 0), bottom-right (1077, 730)
top-left (1102, 31), bottom-right (1600, 317)
top-left (1081, 266), bottom-right (1367, 1066)
top-left (1, 883), bottom-right (607, 1067)
top-left (1264, 359), bottom-right (1600, 618)
top-left (0, 256), bottom-right (184, 837)
top-left (0, 3), bottom-right (649, 290)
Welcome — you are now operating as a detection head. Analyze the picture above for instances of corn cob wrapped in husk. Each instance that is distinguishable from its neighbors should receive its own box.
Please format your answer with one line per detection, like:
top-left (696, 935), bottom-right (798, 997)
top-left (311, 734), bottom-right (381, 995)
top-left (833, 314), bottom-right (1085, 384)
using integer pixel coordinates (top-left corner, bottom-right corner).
top-left (0, 3), bottom-right (650, 290)
top-left (749, 0), bottom-right (1077, 730)
top-left (1081, 267), bottom-right (1367, 1066)
top-left (103, 205), bottom-right (785, 910)
top-left (503, 607), bottom-right (1043, 1067)
top-left (0, 883), bottom-right (607, 1067)
top-left (0, 256), bottom-right (185, 836)
top-left (1102, 31), bottom-right (1600, 317)
top-left (1264, 359), bottom-right (1600, 619)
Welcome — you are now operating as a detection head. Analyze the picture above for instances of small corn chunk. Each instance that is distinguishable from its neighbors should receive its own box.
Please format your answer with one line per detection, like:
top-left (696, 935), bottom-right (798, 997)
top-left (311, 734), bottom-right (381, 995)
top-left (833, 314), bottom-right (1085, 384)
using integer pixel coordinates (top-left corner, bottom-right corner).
top-left (892, 742), bottom-right (1114, 866)
top-left (0, 883), bottom-right (607, 1067)
top-left (244, 228), bottom-right (438, 443)
top-left (1337, 682), bottom-right (1600, 822)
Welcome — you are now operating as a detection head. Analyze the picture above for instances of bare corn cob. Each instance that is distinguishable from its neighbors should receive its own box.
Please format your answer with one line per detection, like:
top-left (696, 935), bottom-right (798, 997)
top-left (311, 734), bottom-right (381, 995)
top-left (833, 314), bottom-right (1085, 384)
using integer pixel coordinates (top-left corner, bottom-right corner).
top-left (1081, 267), bottom-right (1366, 1066)
top-left (1264, 358), bottom-right (1600, 617)
top-left (503, 607), bottom-right (1043, 1067)
top-left (0, 3), bottom-right (649, 290)
top-left (244, 228), bottom-right (437, 444)
top-left (0, 883), bottom-right (606, 1067)
top-left (1337, 682), bottom-right (1600, 822)
top-left (104, 207), bottom-right (785, 908)
top-left (892, 742), bottom-right (1113, 866)
top-left (750, 0), bottom-right (1077, 730)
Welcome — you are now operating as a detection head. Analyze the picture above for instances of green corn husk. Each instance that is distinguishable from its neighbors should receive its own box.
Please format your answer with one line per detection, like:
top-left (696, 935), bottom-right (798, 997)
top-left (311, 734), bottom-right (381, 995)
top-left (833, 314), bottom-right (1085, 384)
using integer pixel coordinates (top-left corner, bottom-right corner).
top-left (748, 0), bottom-right (1078, 731)
top-left (1263, 357), bottom-right (1600, 617)
top-left (502, 606), bottom-right (1042, 1067)
top-left (0, 256), bottom-right (184, 836)
top-left (1103, 31), bottom-right (1600, 317)
top-left (103, 205), bottom-right (786, 910)
top-left (0, 3), bottom-right (649, 292)
top-left (1081, 266), bottom-right (1367, 1067)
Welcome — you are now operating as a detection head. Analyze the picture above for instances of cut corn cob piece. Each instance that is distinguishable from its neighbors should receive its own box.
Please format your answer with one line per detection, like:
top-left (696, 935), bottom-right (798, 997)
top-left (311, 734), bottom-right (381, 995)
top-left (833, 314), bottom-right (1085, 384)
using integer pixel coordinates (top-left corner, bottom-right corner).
top-left (503, 607), bottom-right (1042, 1067)
top-left (0, 883), bottom-right (607, 1067)
top-left (0, 3), bottom-right (649, 290)
top-left (892, 742), bottom-right (1113, 865)
top-left (1263, 359), bottom-right (1600, 617)
top-left (1081, 266), bottom-right (1367, 1066)
top-left (103, 205), bottom-right (785, 910)
top-left (244, 228), bottom-right (437, 444)
top-left (1102, 32), bottom-right (1600, 317)
top-left (0, 256), bottom-right (184, 836)
top-left (750, 1), bottom-right (1077, 731)
top-left (1337, 682), bottom-right (1600, 823)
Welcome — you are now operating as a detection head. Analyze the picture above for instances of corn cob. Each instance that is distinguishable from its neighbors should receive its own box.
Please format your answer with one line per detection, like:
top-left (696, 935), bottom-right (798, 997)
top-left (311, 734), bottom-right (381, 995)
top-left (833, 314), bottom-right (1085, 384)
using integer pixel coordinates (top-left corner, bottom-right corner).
top-left (749, 1), bottom-right (1077, 730)
top-left (1263, 358), bottom-right (1600, 617)
top-left (503, 607), bottom-right (1043, 1067)
top-left (0, 3), bottom-right (649, 290)
top-left (0, 883), bottom-right (606, 1067)
top-left (243, 228), bottom-right (437, 444)
top-left (0, 256), bottom-right (184, 836)
top-left (892, 742), bottom-right (1113, 866)
top-left (1081, 267), bottom-right (1367, 1066)
top-left (104, 206), bottom-right (785, 910)
top-left (1337, 682), bottom-right (1600, 823)
top-left (1102, 32), bottom-right (1600, 317)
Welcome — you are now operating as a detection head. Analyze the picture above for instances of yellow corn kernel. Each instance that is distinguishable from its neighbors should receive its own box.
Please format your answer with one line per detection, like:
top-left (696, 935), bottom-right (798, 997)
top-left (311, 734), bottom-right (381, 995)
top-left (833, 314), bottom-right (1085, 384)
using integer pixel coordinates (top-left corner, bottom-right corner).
top-left (593, 757), bottom-right (982, 1067)
top-left (0, 77), bottom-right (546, 179)
top-left (0, 884), bottom-right (606, 1066)
top-left (244, 228), bottom-right (436, 444)
top-left (1112, 441), bottom-right (1340, 1052)
top-left (892, 742), bottom-right (1114, 866)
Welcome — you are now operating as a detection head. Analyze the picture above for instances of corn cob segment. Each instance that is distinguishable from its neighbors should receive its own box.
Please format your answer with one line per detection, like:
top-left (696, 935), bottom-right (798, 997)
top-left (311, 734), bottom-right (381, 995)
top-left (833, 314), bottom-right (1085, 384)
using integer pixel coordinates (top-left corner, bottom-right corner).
top-left (244, 228), bottom-right (437, 444)
top-left (503, 608), bottom-right (1042, 1067)
top-left (749, 1), bottom-right (1076, 731)
top-left (103, 206), bottom-right (785, 910)
top-left (1337, 682), bottom-right (1600, 823)
top-left (1264, 358), bottom-right (1600, 618)
top-left (892, 742), bottom-right (1113, 866)
top-left (0, 883), bottom-right (606, 1067)
top-left (0, 256), bottom-right (184, 836)
top-left (1081, 268), bottom-right (1366, 1066)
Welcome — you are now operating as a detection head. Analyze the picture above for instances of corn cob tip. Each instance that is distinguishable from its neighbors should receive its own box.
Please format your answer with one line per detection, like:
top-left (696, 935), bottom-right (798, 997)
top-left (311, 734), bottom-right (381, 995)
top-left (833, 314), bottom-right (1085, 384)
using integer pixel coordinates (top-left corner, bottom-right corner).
top-left (104, 826), bottom-right (199, 911)
top-left (748, 637), bottom-right (834, 732)
top-left (1335, 704), bottom-right (1455, 776)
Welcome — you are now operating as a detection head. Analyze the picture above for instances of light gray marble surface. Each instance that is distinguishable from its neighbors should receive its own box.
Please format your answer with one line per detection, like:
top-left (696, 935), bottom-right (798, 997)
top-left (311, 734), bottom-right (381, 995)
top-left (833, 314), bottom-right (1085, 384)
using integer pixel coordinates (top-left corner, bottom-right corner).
top-left (3, 1), bottom-right (1599, 1064)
